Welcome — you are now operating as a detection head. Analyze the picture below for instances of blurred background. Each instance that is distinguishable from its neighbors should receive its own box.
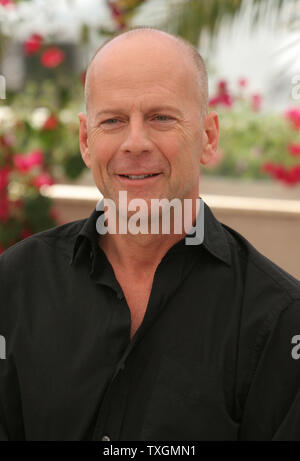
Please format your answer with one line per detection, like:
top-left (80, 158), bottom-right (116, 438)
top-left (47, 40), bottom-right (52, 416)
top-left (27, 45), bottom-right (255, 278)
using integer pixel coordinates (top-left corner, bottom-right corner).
top-left (0, 0), bottom-right (300, 277)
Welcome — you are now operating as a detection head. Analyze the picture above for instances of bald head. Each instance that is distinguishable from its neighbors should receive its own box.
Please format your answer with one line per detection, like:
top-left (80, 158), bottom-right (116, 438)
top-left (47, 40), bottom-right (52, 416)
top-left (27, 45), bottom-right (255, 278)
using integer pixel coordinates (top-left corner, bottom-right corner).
top-left (84, 27), bottom-right (208, 119)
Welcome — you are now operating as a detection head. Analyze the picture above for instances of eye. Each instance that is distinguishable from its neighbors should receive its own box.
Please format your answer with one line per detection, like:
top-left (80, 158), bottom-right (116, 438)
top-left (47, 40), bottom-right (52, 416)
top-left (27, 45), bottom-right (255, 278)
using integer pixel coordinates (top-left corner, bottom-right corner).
top-left (153, 115), bottom-right (173, 122)
top-left (102, 118), bottom-right (119, 125)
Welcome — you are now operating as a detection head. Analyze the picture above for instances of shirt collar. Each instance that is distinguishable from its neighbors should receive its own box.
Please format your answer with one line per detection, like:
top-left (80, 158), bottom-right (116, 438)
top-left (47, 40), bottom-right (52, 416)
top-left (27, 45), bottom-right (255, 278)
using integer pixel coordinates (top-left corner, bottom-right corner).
top-left (70, 196), bottom-right (232, 269)
top-left (201, 198), bottom-right (231, 266)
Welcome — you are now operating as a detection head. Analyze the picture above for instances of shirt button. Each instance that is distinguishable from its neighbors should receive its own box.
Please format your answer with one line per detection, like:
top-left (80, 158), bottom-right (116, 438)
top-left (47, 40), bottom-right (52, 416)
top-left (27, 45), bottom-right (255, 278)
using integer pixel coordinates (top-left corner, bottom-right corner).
top-left (102, 435), bottom-right (110, 441)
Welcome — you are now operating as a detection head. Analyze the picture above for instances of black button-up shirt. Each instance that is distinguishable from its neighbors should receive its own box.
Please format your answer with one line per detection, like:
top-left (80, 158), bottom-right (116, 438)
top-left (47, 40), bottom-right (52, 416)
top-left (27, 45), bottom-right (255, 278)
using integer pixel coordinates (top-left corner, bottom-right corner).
top-left (1, 198), bottom-right (300, 441)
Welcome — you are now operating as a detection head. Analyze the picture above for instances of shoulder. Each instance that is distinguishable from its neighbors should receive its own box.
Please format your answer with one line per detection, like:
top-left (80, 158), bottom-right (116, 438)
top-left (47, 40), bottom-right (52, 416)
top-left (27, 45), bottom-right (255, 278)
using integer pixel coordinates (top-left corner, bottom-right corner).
top-left (222, 222), bottom-right (300, 303)
top-left (0, 218), bottom-right (87, 271)
top-left (220, 223), bottom-right (300, 412)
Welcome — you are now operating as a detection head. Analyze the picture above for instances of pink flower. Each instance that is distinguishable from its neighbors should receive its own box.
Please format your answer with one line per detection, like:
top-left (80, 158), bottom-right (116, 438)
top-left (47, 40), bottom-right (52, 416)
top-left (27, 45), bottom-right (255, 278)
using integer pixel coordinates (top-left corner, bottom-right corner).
top-left (251, 93), bottom-right (262, 111)
top-left (14, 150), bottom-right (44, 172)
top-left (285, 108), bottom-right (300, 131)
top-left (41, 47), bottom-right (65, 68)
top-left (42, 115), bottom-right (59, 130)
top-left (0, 166), bottom-right (11, 192)
top-left (32, 172), bottom-right (54, 188)
top-left (287, 143), bottom-right (300, 156)
top-left (0, 0), bottom-right (14, 7)
top-left (30, 149), bottom-right (44, 165)
top-left (0, 195), bottom-right (10, 222)
top-left (13, 154), bottom-right (28, 172)
top-left (209, 79), bottom-right (233, 107)
top-left (23, 34), bottom-right (43, 55)
top-left (209, 93), bottom-right (233, 108)
top-left (218, 80), bottom-right (228, 93)
top-left (238, 77), bottom-right (248, 87)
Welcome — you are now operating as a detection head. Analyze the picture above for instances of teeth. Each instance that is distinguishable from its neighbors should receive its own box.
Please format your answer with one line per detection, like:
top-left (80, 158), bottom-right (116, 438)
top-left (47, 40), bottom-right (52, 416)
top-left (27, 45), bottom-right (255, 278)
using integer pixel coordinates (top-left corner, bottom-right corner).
top-left (123, 174), bottom-right (157, 179)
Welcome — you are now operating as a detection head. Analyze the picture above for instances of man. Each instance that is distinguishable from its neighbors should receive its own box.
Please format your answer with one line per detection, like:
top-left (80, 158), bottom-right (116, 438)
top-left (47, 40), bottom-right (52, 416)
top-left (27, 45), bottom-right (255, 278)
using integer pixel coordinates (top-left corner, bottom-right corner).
top-left (1, 26), bottom-right (300, 441)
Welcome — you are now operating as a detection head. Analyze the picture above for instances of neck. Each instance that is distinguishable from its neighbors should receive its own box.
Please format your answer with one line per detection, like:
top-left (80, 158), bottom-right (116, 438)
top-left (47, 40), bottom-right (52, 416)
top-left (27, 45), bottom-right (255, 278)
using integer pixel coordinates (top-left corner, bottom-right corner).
top-left (98, 194), bottom-right (200, 278)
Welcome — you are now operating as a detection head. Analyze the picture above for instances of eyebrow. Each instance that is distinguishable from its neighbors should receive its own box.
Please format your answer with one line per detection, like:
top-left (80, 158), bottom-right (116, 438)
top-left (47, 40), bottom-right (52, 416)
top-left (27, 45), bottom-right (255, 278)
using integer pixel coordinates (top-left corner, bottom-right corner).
top-left (95, 106), bottom-right (183, 119)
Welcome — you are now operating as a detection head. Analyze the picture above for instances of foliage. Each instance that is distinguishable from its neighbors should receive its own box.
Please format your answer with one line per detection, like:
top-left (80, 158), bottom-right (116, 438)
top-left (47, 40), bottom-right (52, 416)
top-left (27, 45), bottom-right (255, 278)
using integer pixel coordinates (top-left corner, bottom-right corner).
top-left (0, 0), bottom-right (147, 252)
top-left (165, 0), bottom-right (290, 47)
top-left (204, 80), bottom-right (300, 185)
top-left (1, 0), bottom-right (300, 254)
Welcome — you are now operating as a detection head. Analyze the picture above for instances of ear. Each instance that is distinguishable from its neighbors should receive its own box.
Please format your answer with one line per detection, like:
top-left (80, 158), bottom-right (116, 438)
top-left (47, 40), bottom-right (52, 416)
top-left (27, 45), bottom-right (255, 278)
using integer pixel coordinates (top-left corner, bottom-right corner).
top-left (200, 111), bottom-right (219, 165)
top-left (78, 112), bottom-right (91, 168)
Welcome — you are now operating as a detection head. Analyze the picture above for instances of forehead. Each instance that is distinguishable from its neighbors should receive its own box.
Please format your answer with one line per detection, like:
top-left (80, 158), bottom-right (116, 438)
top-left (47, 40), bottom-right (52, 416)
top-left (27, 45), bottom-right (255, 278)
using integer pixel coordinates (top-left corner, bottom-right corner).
top-left (86, 34), bottom-right (199, 112)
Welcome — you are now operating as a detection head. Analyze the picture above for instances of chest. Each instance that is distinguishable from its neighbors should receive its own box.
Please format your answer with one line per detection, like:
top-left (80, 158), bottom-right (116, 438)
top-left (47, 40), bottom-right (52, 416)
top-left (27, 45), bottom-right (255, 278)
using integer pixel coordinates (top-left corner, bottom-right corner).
top-left (116, 275), bottom-right (154, 339)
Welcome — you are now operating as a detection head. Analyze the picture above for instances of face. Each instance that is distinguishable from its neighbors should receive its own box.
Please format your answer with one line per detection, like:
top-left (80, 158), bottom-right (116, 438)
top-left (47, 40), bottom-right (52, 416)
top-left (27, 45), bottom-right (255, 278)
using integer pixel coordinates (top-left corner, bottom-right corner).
top-left (79, 34), bottom-right (219, 214)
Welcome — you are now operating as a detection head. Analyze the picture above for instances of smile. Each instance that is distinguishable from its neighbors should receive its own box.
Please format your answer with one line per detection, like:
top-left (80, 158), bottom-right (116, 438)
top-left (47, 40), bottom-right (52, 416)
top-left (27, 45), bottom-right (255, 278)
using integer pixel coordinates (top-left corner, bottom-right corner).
top-left (119, 173), bottom-right (160, 180)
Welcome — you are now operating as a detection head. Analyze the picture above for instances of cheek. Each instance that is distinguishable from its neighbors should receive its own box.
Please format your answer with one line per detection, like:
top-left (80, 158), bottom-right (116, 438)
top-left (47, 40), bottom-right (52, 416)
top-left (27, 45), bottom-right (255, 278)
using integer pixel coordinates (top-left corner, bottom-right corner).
top-left (157, 130), bottom-right (187, 163)
top-left (88, 132), bottom-right (117, 168)
top-left (161, 130), bottom-right (200, 173)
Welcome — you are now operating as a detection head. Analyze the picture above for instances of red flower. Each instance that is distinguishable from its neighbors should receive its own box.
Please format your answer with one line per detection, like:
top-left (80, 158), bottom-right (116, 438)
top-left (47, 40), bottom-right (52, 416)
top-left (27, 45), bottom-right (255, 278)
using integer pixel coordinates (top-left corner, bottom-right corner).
top-left (0, 133), bottom-right (14, 147)
top-left (273, 164), bottom-right (286, 180)
top-left (262, 162), bottom-right (300, 186)
top-left (21, 228), bottom-right (33, 239)
top-left (251, 93), bottom-right (262, 111)
top-left (282, 166), bottom-right (300, 185)
top-left (23, 34), bottom-right (43, 55)
top-left (13, 198), bottom-right (23, 209)
top-left (32, 172), bottom-right (54, 189)
top-left (41, 47), bottom-right (65, 68)
top-left (262, 162), bottom-right (285, 180)
top-left (14, 150), bottom-right (44, 172)
top-left (287, 143), bottom-right (300, 156)
top-left (0, 166), bottom-right (11, 192)
top-left (285, 108), bottom-right (300, 131)
top-left (42, 114), bottom-right (59, 130)
top-left (50, 208), bottom-right (60, 223)
top-left (0, 195), bottom-right (10, 222)
top-left (261, 162), bottom-right (275, 174)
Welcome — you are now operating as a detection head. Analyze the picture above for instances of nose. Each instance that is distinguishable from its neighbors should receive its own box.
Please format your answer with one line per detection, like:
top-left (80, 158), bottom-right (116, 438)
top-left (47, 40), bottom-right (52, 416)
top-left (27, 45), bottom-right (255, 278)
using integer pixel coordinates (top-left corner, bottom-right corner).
top-left (120, 115), bottom-right (153, 155)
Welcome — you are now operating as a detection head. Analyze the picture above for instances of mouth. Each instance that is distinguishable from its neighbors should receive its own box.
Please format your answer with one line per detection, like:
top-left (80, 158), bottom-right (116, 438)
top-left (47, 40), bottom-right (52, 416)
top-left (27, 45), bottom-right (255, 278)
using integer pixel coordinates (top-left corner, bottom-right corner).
top-left (118, 173), bottom-right (161, 180)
